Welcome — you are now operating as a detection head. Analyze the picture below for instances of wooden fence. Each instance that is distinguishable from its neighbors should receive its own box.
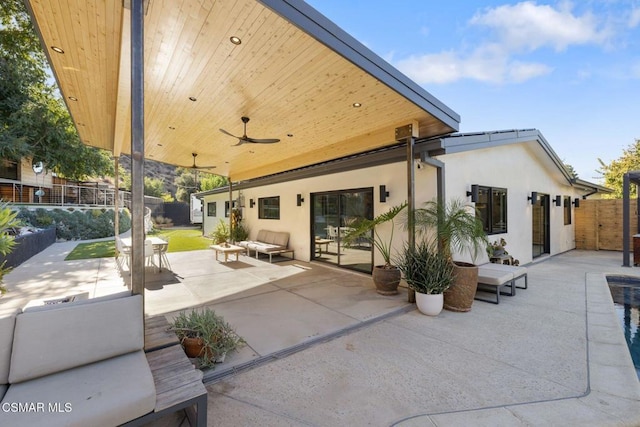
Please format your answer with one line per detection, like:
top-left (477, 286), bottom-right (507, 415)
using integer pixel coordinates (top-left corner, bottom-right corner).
top-left (574, 198), bottom-right (638, 251)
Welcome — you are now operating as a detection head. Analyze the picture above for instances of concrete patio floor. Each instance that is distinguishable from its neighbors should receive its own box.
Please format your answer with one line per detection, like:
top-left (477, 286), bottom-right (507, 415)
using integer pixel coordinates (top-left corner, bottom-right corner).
top-left (1, 241), bottom-right (640, 426)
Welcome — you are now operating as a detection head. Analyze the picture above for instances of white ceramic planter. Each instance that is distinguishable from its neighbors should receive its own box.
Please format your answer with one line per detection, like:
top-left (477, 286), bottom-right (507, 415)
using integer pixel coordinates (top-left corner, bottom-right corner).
top-left (415, 292), bottom-right (444, 316)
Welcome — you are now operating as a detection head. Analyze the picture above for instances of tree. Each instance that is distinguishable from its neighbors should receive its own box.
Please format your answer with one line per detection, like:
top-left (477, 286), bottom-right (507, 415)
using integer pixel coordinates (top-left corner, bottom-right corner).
top-left (597, 139), bottom-right (640, 199)
top-left (563, 162), bottom-right (578, 179)
top-left (173, 169), bottom-right (228, 203)
top-left (0, 0), bottom-right (113, 180)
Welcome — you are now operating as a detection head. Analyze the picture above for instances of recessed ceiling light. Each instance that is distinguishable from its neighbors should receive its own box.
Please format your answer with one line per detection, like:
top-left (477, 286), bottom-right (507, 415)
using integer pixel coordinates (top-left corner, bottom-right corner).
top-left (352, 102), bottom-right (362, 108)
top-left (287, 134), bottom-right (294, 138)
top-left (51, 46), bottom-right (64, 54)
top-left (230, 36), bottom-right (242, 45)
top-left (68, 96), bottom-right (78, 101)
top-left (168, 126), bottom-right (176, 130)
top-left (157, 143), bottom-right (163, 147)
top-left (189, 96), bottom-right (197, 102)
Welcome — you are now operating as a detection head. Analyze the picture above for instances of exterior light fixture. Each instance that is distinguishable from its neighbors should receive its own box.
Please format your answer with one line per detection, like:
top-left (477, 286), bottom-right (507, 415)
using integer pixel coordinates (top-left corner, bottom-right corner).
top-left (297, 194), bottom-right (305, 206)
top-left (230, 36), bottom-right (242, 45)
top-left (188, 96), bottom-right (197, 102)
top-left (249, 199), bottom-right (255, 208)
top-left (466, 185), bottom-right (479, 203)
top-left (379, 185), bottom-right (389, 203)
top-left (572, 198), bottom-right (580, 208)
top-left (554, 195), bottom-right (562, 207)
top-left (51, 46), bottom-right (64, 54)
top-left (527, 191), bottom-right (538, 205)
top-left (352, 102), bottom-right (362, 108)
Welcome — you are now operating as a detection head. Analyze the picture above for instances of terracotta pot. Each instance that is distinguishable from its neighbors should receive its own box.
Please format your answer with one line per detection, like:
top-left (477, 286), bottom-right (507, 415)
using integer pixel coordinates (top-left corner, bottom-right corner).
top-left (181, 337), bottom-right (208, 358)
top-left (372, 265), bottom-right (401, 295)
top-left (443, 262), bottom-right (478, 312)
top-left (415, 292), bottom-right (443, 316)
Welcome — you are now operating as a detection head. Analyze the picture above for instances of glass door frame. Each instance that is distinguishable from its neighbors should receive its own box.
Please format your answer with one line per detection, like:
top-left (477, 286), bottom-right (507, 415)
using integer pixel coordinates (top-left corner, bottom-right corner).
top-left (310, 187), bottom-right (374, 273)
top-left (532, 193), bottom-right (550, 258)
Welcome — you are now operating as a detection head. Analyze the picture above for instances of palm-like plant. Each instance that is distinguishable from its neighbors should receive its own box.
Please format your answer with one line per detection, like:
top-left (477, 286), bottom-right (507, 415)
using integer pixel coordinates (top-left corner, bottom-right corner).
top-left (410, 198), bottom-right (488, 263)
top-left (0, 203), bottom-right (19, 295)
top-left (342, 202), bottom-right (407, 268)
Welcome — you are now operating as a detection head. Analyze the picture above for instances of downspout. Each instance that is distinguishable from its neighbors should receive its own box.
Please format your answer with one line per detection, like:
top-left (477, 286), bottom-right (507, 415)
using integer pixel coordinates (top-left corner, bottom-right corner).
top-left (420, 154), bottom-right (445, 207)
top-left (623, 173), bottom-right (630, 267)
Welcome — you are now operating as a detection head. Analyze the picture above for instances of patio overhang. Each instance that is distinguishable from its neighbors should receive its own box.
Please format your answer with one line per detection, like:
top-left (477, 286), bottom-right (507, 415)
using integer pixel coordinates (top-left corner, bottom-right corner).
top-left (24, 0), bottom-right (459, 182)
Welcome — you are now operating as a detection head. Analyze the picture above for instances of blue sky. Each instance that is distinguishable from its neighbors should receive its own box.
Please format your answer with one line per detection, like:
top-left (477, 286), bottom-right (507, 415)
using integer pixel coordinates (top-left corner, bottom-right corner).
top-left (305, 0), bottom-right (640, 182)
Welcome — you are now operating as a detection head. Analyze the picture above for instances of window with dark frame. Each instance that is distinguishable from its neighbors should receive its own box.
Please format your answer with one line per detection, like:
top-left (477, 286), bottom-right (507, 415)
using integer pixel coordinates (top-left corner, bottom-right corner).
top-left (259, 196), bottom-right (280, 219)
top-left (563, 196), bottom-right (572, 225)
top-left (224, 201), bottom-right (230, 217)
top-left (476, 186), bottom-right (507, 234)
top-left (207, 202), bottom-right (216, 217)
top-left (0, 160), bottom-right (19, 180)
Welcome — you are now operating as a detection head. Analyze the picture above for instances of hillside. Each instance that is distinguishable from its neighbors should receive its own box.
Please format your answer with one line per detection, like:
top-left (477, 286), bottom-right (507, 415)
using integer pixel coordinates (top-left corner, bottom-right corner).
top-left (118, 154), bottom-right (179, 196)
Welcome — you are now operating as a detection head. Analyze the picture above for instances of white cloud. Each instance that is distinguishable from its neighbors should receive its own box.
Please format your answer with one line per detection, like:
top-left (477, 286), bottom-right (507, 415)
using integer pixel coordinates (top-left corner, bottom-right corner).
top-left (630, 8), bottom-right (640, 28)
top-left (470, 1), bottom-right (611, 52)
top-left (396, 44), bottom-right (552, 85)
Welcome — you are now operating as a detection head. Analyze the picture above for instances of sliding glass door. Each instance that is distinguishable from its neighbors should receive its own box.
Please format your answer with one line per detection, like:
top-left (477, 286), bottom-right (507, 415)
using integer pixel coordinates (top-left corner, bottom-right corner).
top-left (311, 188), bottom-right (373, 273)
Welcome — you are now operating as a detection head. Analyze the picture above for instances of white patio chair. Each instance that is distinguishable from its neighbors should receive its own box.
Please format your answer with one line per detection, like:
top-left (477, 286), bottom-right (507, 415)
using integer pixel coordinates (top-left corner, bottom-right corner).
top-left (144, 239), bottom-right (158, 272)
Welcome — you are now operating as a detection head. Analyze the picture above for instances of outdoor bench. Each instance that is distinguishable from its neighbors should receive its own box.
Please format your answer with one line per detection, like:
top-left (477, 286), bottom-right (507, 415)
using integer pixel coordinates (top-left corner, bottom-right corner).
top-left (475, 262), bottom-right (528, 304)
top-left (238, 229), bottom-right (294, 262)
top-left (0, 291), bottom-right (207, 426)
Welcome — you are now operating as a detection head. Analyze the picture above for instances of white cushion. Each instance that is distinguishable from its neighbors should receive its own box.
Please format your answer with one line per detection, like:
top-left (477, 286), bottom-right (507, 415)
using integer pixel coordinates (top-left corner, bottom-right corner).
top-left (0, 310), bottom-right (18, 385)
top-left (477, 268), bottom-right (513, 286)
top-left (481, 263), bottom-right (527, 277)
top-left (0, 351), bottom-right (155, 427)
top-left (9, 294), bottom-right (143, 383)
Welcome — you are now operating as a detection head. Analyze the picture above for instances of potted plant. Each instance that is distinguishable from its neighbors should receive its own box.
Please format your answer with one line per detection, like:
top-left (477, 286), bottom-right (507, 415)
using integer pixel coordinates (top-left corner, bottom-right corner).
top-left (410, 199), bottom-right (489, 312)
top-left (488, 238), bottom-right (507, 257)
top-left (170, 308), bottom-right (244, 368)
top-left (343, 202), bottom-right (407, 295)
top-left (395, 240), bottom-right (454, 315)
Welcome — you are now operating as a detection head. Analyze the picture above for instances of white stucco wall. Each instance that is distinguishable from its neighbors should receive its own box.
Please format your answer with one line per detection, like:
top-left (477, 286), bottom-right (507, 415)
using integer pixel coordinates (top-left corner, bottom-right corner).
top-left (437, 143), bottom-right (581, 265)
top-left (202, 141), bottom-right (585, 267)
top-left (202, 162), bottom-right (439, 265)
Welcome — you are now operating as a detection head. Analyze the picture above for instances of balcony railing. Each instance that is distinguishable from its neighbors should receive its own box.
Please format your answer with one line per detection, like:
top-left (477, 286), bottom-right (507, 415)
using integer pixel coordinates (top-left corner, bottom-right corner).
top-left (1, 183), bottom-right (119, 207)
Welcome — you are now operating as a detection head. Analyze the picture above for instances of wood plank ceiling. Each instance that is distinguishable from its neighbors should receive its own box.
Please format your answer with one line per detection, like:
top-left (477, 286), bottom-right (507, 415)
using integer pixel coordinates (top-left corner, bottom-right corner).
top-left (26, 0), bottom-right (459, 182)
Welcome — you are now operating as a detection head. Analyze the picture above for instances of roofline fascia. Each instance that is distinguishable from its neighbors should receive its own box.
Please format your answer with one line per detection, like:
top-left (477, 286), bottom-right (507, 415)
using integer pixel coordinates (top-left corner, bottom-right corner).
top-left (441, 129), bottom-right (574, 184)
top-left (258, 0), bottom-right (460, 132)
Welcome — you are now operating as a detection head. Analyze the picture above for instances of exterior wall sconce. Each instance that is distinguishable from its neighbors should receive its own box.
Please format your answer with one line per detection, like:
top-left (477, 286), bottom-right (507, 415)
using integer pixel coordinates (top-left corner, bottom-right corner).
top-left (380, 185), bottom-right (389, 203)
top-left (466, 185), bottom-right (479, 203)
top-left (572, 198), bottom-right (580, 208)
top-left (249, 199), bottom-right (255, 208)
top-left (297, 194), bottom-right (304, 206)
top-left (528, 191), bottom-right (538, 205)
top-left (554, 195), bottom-right (562, 207)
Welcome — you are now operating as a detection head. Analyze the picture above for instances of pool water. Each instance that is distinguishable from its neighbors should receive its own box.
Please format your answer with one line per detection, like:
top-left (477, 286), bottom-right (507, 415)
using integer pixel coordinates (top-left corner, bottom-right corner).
top-left (607, 275), bottom-right (640, 379)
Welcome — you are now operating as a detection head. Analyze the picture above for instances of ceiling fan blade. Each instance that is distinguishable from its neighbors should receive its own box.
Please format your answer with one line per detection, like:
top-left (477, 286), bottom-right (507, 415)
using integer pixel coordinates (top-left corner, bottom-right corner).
top-left (245, 137), bottom-right (281, 144)
top-left (219, 128), bottom-right (240, 139)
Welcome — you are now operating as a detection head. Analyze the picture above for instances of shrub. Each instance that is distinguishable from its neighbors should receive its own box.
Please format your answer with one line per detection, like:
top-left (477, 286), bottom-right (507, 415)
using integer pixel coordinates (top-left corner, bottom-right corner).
top-left (17, 207), bottom-right (132, 240)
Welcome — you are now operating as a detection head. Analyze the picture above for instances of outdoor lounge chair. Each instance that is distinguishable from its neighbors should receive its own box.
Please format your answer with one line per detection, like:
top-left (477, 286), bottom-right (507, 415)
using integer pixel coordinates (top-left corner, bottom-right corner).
top-left (475, 261), bottom-right (528, 304)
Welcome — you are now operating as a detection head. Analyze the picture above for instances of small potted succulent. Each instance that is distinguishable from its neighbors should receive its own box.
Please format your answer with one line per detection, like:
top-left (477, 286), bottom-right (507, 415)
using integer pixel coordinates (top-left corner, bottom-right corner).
top-left (487, 238), bottom-right (508, 257)
top-left (170, 308), bottom-right (244, 368)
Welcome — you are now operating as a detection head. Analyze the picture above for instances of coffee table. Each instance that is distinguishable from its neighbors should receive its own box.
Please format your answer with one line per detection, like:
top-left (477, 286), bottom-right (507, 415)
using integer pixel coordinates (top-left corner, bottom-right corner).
top-left (210, 243), bottom-right (245, 262)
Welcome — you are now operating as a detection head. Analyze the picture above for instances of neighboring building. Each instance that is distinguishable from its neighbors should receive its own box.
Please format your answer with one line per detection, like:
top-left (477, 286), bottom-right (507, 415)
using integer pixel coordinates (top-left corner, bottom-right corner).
top-left (197, 129), bottom-right (610, 273)
top-left (0, 158), bottom-right (116, 207)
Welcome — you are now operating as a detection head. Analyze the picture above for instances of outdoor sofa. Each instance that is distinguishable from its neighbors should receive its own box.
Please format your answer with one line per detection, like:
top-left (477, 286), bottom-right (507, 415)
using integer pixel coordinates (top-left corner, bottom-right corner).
top-left (238, 230), bottom-right (294, 262)
top-left (475, 256), bottom-right (528, 304)
top-left (0, 292), bottom-right (156, 426)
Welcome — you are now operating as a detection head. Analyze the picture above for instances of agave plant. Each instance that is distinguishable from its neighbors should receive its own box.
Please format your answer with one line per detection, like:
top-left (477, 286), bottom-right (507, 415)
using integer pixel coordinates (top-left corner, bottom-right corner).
top-left (0, 203), bottom-right (19, 295)
top-left (342, 202), bottom-right (407, 268)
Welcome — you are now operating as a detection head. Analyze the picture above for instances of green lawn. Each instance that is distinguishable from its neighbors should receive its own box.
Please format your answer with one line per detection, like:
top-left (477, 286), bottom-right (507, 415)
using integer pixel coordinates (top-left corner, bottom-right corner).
top-left (148, 228), bottom-right (212, 252)
top-left (65, 228), bottom-right (212, 260)
top-left (65, 241), bottom-right (115, 260)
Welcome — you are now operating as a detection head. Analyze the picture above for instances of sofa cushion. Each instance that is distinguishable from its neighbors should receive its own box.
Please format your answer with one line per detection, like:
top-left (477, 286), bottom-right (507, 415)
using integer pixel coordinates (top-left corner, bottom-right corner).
top-left (22, 290), bottom-right (130, 313)
top-left (271, 232), bottom-right (289, 247)
top-left (0, 309), bottom-right (19, 385)
top-left (256, 230), bottom-right (268, 242)
top-left (9, 294), bottom-right (143, 383)
top-left (0, 351), bottom-right (156, 427)
top-left (477, 268), bottom-right (513, 286)
top-left (480, 262), bottom-right (527, 277)
top-left (0, 383), bottom-right (6, 401)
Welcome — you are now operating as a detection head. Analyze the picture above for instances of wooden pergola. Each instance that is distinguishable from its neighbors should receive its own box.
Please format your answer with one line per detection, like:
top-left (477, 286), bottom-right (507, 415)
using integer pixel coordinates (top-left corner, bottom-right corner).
top-left (25, 0), bottom-right (460, 300)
